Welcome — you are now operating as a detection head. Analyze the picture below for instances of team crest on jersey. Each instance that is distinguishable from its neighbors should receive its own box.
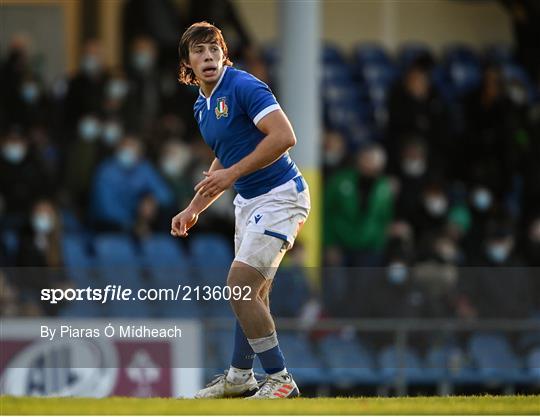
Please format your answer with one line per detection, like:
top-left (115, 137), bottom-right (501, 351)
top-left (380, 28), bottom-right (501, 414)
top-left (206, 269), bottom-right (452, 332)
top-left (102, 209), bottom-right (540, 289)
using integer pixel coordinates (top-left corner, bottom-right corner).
top-left (215, 97), bottom-right (229, 119)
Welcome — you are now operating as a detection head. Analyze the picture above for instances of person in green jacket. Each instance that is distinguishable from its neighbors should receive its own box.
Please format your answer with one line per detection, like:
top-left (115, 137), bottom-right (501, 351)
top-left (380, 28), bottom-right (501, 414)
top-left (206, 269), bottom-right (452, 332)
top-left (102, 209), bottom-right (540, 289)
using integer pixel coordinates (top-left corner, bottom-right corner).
top-left (324, 143), bottom-right (394, 267)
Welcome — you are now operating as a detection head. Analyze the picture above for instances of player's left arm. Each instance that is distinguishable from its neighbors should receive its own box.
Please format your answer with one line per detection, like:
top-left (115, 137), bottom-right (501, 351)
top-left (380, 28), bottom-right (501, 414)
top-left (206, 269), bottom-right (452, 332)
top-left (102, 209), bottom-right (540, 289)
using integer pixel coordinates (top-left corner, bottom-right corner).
top-left (194, 109), bottom-right (296, 198)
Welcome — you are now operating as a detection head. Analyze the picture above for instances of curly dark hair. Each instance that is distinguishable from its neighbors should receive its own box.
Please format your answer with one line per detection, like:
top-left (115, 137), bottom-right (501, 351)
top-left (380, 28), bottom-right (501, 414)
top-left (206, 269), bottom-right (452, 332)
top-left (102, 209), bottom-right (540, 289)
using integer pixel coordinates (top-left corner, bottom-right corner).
top-left (177, 22), bottom-right (233, 86)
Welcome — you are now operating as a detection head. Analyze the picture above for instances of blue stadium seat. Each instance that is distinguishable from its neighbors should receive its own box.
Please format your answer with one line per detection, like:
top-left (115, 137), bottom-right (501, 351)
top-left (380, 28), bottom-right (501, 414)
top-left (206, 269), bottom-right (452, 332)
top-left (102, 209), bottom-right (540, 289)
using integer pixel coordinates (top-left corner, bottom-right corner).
top-left (139, 234), bottom-right (199, 318)
top-left (425, 344), bottom-right (472, 383)
top-left (360, 63), bottom-right (398, 87)
top-left (378, 345), bottom-right (430, 384)
top-left (468, 332), bottom-right (524, 384)
top-left (204, 328), bottom-right (234, 378)
top-left (62, 234), bottom-right (96, 287)
top-left (322, 43), bottom-right (347, 66)
top-left (322, 64), bottom-right (353, 85)
top-left (270, 266), bottom-right (310, 317)
top-left (448, 61), bottom-right (482, 96)
top-left (94, 234), bottom-right (139, 266)
top-left (319, 334), bottom-right (379, 385)
top-left (191, 234), bottom-right (233, 268)
top-left (431, 65), bottom-right (457, 102)
top-left (443, 44), bottom-right (480, 66)
top-left (140, 234), bottom-right (191, 286)
top-left (278, 332), bottom-right (327, 385)
top-left (141, 234), bottom-right (189, 267)
top-left (484, 44), bottom-right (514, 65)
top-left (2, 229), bottom-right (19, 264)
top-left (94, 234), bottom-right (142, 286)
top-left (191, 233), bottom-right (233, 287)
top-left (353, 42), bottom-right (392, 66)
top-left (526, 347), bottom-right (540, 383)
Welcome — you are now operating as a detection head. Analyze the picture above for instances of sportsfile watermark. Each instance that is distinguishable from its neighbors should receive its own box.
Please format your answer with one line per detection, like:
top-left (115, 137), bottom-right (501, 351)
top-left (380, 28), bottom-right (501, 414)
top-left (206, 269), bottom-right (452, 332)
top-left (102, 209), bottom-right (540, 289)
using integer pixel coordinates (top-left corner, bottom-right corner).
top-left (40, 284), bottom-right (252, 304)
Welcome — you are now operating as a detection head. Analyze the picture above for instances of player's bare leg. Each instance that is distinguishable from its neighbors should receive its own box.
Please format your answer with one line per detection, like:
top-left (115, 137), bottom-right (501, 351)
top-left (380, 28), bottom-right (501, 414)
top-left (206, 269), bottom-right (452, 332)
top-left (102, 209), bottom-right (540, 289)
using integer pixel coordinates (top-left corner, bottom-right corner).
top-left (228, 261), bottom-right (299, 399)
top-left (228, 261), bottom-right (275, 338)
top-left (193, 264), bottom-right (276, 399)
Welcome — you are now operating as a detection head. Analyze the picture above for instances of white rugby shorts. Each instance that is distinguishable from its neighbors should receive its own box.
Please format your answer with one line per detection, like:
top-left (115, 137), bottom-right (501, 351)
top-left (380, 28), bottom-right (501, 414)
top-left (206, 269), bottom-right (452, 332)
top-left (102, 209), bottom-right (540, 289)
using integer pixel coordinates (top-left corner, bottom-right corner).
top-left (233, 176), bottom-right (310, 279)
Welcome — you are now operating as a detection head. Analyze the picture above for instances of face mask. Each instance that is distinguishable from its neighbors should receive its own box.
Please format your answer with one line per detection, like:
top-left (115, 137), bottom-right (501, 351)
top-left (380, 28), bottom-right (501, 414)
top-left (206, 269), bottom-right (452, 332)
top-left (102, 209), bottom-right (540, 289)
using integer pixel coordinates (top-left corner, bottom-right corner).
top-left (32, 213), bottom-right (54, 234)
top-left (21, 82), bottom-right (39, 104)
top-left (132, 51), bottom-right (153, 72)
top-left (81, 55), bottom-right (100, 76)
top-left (117, 148), bottom-right (138, 168)
top-left (487, 244), bottom-right (509, 264)
top-left (402, 158), bottom-right (426, 177)
top-left (106, 79), bottom-right (128, 100)
top-left (78, 117), bottom-right (101, 142)
top-left (387, 262), bottom-right (408, 285)
top-left (2, 143), bottom-right (27, 164)
top-left (425, 196), bottom-right (448, 217)
top-left (102, 122), bottom-right (123, 146)
top-left (472, 188), bottom-right (492, 211)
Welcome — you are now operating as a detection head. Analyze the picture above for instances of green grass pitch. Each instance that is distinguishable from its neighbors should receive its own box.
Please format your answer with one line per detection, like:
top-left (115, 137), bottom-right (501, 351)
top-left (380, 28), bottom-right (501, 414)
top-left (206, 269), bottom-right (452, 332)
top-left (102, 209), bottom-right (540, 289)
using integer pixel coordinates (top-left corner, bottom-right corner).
top-left (1, 395), bottom-right (539, 415)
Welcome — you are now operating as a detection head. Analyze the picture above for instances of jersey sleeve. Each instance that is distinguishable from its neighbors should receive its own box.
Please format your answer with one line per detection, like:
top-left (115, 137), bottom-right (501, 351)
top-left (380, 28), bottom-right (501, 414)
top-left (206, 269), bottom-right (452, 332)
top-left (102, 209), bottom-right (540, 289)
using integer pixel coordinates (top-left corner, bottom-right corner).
top-left (235, 73), bottom-right (281, 125)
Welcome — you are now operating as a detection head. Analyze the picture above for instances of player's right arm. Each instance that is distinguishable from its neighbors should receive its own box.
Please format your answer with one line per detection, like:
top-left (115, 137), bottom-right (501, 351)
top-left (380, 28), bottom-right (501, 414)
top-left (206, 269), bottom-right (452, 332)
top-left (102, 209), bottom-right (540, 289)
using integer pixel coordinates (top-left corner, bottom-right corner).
top-left (170, 158), bottom-right (224, 238)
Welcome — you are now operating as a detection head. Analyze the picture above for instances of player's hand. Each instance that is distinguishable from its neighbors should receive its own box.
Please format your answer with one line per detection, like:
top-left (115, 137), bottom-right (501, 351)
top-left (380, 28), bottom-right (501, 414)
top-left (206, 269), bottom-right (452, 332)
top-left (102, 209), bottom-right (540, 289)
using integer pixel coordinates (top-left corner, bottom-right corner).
top-left (194, 167), bottom-right (238, 198)
top-left (171, 208), bottom-right (199, 238)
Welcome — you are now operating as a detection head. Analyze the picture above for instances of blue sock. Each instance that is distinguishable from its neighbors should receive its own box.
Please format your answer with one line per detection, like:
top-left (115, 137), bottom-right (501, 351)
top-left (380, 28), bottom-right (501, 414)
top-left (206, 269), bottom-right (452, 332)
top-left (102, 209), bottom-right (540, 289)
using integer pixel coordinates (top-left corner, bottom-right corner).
top-left (257, 345), bottom-right (286, 375)
top-left (231, 321), bottom-right (255, 369)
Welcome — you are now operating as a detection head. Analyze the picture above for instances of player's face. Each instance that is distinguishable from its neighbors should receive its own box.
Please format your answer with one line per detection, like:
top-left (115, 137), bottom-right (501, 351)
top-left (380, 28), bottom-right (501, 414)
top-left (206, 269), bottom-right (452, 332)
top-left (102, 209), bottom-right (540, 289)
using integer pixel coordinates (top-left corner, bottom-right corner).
top-left (188, 42), bottom-right (224, 86)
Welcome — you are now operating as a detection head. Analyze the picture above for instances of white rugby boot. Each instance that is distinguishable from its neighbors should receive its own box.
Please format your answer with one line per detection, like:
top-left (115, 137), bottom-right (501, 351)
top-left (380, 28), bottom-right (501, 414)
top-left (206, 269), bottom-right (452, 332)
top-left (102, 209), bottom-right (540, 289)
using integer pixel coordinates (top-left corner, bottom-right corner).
top-left (194, 371), bottom-right (259, 398)
top-left (246, 372), bottom-right (300, 399)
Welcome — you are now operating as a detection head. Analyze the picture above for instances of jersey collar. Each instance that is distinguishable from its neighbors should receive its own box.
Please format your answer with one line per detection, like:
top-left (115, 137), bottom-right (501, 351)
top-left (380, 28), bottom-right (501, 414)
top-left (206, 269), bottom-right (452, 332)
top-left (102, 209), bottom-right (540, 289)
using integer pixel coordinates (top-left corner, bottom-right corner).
top-left (199, 66), bottom-right (228, 109)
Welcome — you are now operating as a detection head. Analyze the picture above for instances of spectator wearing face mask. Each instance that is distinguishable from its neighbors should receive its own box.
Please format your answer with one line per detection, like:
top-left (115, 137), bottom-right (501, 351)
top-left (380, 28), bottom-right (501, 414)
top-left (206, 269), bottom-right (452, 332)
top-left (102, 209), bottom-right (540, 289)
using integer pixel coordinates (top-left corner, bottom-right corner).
top-left (457, 219), bottom-right (534, 319)
top-left (64, 114), bottom-right (104, 215)
top-left (409, 181), bottom-right (449, 242)
top-left (324, 143), bottom-right (394, 267)
top-left (159, 139), bottom-right (195, 209)
top-left (89, 135), bottom-right (173, 231)
top-left (124, 36), bottom-right (163, 134)
top-left (100, 118), bottom-right (125, 154)
top-left (462, 182), bottom-right (498, 261)
top-left (362, 246), bottom-right (427, 347)
top-left (0, 128), bottom-right (52, 230)
top-left (414, 232), bottom-right (461, 318)
top-left (14, 199), bottom-right (68, 315)
top-left (103, 71), bottom-right (130, 124)
top-left (393, 138), bottom-right (431, 222)
top-left (64, 39), bottom-right (108, 131)
top-left (6, 74), bottom-right (50, 129)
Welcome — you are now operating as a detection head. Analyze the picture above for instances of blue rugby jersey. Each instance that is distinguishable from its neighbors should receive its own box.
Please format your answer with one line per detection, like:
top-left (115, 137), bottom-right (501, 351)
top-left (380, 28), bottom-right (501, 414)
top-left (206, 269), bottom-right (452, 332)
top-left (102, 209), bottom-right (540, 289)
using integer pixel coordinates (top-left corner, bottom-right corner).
top-left (193, 66), bottom-right (299, 199)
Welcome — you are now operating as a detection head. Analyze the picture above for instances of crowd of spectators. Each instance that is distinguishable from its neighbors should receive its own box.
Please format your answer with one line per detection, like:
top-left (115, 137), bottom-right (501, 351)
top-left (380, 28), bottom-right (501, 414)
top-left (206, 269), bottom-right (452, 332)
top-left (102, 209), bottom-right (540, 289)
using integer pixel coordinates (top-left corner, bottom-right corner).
top-left (321, 49), bottom-right (540, 321)
top-left (0, 1), bottom-right (539, 323)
